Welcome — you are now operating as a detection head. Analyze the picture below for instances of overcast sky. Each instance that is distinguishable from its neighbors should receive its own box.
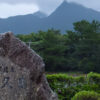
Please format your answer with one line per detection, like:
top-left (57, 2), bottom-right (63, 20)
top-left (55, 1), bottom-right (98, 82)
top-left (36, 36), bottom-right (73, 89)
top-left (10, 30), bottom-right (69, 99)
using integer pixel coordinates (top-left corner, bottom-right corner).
top-left (0, 0), bottom-right (100, 18)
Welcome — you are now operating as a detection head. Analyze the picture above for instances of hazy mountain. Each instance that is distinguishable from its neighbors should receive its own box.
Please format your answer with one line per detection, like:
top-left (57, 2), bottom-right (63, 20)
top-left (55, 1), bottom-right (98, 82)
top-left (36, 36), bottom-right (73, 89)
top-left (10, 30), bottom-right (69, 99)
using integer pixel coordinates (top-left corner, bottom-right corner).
top-left (33, 11), bottom-right (47, 18)
top-left (42, 1), bottom-right (100, 33)
top-left (0, 13), bottom-right (41, 34)
top-left (0, 1), bottom-right (100, 34)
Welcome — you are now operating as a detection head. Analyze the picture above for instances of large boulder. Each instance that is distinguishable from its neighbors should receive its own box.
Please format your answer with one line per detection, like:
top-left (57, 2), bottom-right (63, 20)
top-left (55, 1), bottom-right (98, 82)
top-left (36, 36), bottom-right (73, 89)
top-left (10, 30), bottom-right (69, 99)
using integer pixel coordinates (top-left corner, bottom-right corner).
top-left (0, 32), bottom-right (58, 100)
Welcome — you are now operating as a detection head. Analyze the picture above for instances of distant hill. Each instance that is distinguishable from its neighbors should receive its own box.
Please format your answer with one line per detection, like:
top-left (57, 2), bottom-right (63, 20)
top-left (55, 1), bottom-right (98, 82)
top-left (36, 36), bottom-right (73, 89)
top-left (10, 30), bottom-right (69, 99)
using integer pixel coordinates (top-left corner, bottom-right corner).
top-left (33, 11), bottom-right (47, 18)
top-left (0, 1), bottom-right (100, 34)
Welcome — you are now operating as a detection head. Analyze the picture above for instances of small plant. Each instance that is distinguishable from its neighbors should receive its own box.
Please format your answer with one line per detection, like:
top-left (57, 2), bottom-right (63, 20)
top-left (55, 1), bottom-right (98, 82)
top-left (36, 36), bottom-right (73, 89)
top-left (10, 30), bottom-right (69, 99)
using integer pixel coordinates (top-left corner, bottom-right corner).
top-left (71, 91), bottom-right (100, 100)
top-left (47, 73), bottom-right (100, 100)
top-left (87, 72), bottom-right (100, 84)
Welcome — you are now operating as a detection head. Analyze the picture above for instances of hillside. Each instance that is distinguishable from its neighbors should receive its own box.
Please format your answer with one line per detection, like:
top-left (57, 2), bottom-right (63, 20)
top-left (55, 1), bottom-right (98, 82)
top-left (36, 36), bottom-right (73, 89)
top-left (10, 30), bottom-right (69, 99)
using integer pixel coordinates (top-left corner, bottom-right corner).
top-left (0, 1), bottom-right (100, 34)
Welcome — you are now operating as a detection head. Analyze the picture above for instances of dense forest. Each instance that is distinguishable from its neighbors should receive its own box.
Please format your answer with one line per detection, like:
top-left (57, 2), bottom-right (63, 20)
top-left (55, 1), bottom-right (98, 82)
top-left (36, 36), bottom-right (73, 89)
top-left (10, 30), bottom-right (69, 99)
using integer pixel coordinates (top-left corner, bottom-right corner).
top-left (17, 20), bottom-right (100, 73)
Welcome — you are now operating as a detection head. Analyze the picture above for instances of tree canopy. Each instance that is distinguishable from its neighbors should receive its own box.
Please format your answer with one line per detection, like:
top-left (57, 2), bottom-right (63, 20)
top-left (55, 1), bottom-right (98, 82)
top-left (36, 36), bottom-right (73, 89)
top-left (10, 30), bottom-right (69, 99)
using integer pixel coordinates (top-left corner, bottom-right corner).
top-left (16, 20), bottom-right (100, 73)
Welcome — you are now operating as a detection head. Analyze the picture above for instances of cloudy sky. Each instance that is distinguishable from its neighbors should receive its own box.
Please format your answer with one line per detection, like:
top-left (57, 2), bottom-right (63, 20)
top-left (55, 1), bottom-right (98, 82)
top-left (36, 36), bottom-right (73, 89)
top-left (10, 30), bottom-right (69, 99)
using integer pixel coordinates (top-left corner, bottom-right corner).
top-left (0, 0), bottom-right (100, 18)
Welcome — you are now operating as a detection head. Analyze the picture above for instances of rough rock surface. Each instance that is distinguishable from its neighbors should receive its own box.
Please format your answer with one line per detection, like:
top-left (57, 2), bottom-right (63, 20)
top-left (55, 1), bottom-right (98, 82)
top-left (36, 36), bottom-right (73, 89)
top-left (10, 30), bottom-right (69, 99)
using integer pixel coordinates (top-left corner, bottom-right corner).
top-left (0, 32), bottom-right (58, 100)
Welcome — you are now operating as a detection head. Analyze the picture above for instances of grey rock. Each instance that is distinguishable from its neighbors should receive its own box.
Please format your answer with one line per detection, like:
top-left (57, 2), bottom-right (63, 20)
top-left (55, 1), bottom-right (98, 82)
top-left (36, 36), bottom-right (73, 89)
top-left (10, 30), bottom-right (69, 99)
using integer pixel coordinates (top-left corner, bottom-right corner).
top-left (0, 32), bottom-right (58, 100)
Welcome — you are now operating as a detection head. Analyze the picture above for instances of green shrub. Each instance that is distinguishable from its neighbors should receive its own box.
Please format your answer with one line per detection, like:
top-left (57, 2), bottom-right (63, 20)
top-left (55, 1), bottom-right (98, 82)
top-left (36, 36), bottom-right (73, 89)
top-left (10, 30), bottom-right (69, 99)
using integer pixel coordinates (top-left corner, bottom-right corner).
top-left (74, 76), bottom-right (86, 84)
top-left (71, 91), bottom-right (100, 100)
top-left (87, 72), bottom-right (100, 84)
top-left (47, 73), bottom-right (100, 100)
top-left (81, 84), bottom-right (100, 93)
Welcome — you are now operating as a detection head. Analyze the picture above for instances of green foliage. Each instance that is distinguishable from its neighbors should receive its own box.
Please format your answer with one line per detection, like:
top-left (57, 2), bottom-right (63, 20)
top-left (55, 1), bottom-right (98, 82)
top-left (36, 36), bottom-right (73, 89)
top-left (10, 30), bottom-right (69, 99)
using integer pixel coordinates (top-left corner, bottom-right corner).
top-left (40, 29), bottom-right (67, 71)
top-left (16, 20), bottom-right (100, 73)
top-left (88, 72), bottom-right (100, 84)
top-left (71, 91), bottom-right (100, 100)
top-left (47, 72), bottom-right (100, 100)
top-left (16, 20), bottom-right (100, 100)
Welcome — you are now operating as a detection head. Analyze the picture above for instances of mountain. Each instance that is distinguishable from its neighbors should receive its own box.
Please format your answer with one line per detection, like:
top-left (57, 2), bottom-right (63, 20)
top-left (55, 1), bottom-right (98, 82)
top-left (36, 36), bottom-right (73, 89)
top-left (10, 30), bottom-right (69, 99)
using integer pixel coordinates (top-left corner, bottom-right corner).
top-left (0, 11), bottom-right (48, 34)
top-left (33, 11), bottom-right (47, 18)
top-left (0, 13), bottom-right (41, 34)
top-left (0, 1), bottom-right (100, 34)
top-left (42, 1), bottom-right (100, 33)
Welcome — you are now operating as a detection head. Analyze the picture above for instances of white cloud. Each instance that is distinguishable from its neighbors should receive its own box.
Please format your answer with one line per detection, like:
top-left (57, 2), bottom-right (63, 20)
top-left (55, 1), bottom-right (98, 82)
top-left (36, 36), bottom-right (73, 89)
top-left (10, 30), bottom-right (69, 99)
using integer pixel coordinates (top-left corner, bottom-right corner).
top-left (68, 0), bottom-right (100, 11)
top-left (36, 0), bottom-right (63, 14)
top-left (0, 3), bottom-right (39, 18)
top-left (0, 0), bottom-right (36, 4)
top-left (0, 0), bottom-right (100, 18)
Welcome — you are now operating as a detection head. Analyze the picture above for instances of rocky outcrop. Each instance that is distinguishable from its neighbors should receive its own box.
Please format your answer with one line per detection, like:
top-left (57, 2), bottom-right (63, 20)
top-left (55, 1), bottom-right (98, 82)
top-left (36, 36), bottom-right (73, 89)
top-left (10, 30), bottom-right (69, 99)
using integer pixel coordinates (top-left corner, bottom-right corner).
top-left (0, 32), bottom-right (58, 100)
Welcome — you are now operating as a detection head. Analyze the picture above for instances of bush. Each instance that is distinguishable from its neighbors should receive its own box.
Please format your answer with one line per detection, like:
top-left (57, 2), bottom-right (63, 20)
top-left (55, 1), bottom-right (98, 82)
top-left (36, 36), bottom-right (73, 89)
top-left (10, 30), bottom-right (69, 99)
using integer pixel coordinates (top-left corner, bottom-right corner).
top-left (71, 91), bottom-right (100, 100)
top-left (47, 73), bottom-right (100, 100)
top-left (87, 72), bottom-right (100, 84)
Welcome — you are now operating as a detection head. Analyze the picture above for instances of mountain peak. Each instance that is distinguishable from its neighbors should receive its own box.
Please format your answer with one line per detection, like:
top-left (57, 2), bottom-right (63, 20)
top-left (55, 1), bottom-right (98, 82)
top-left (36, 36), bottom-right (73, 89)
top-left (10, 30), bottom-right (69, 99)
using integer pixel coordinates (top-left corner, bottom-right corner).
top-left (56, 0), bottom-right (69, 10)
top-left (0, 0), bottom-right (100, 34)
top-left (63, 0), bottom-right (67, 3)
top-left (61, 0), bottom-right (68, 5)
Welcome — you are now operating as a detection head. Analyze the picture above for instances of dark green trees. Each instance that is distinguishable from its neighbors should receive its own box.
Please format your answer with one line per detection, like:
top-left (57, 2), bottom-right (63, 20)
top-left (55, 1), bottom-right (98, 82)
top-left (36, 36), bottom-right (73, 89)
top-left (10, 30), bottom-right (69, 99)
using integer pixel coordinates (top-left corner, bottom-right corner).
top-left (17, 20), bottom-right (100, 73)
